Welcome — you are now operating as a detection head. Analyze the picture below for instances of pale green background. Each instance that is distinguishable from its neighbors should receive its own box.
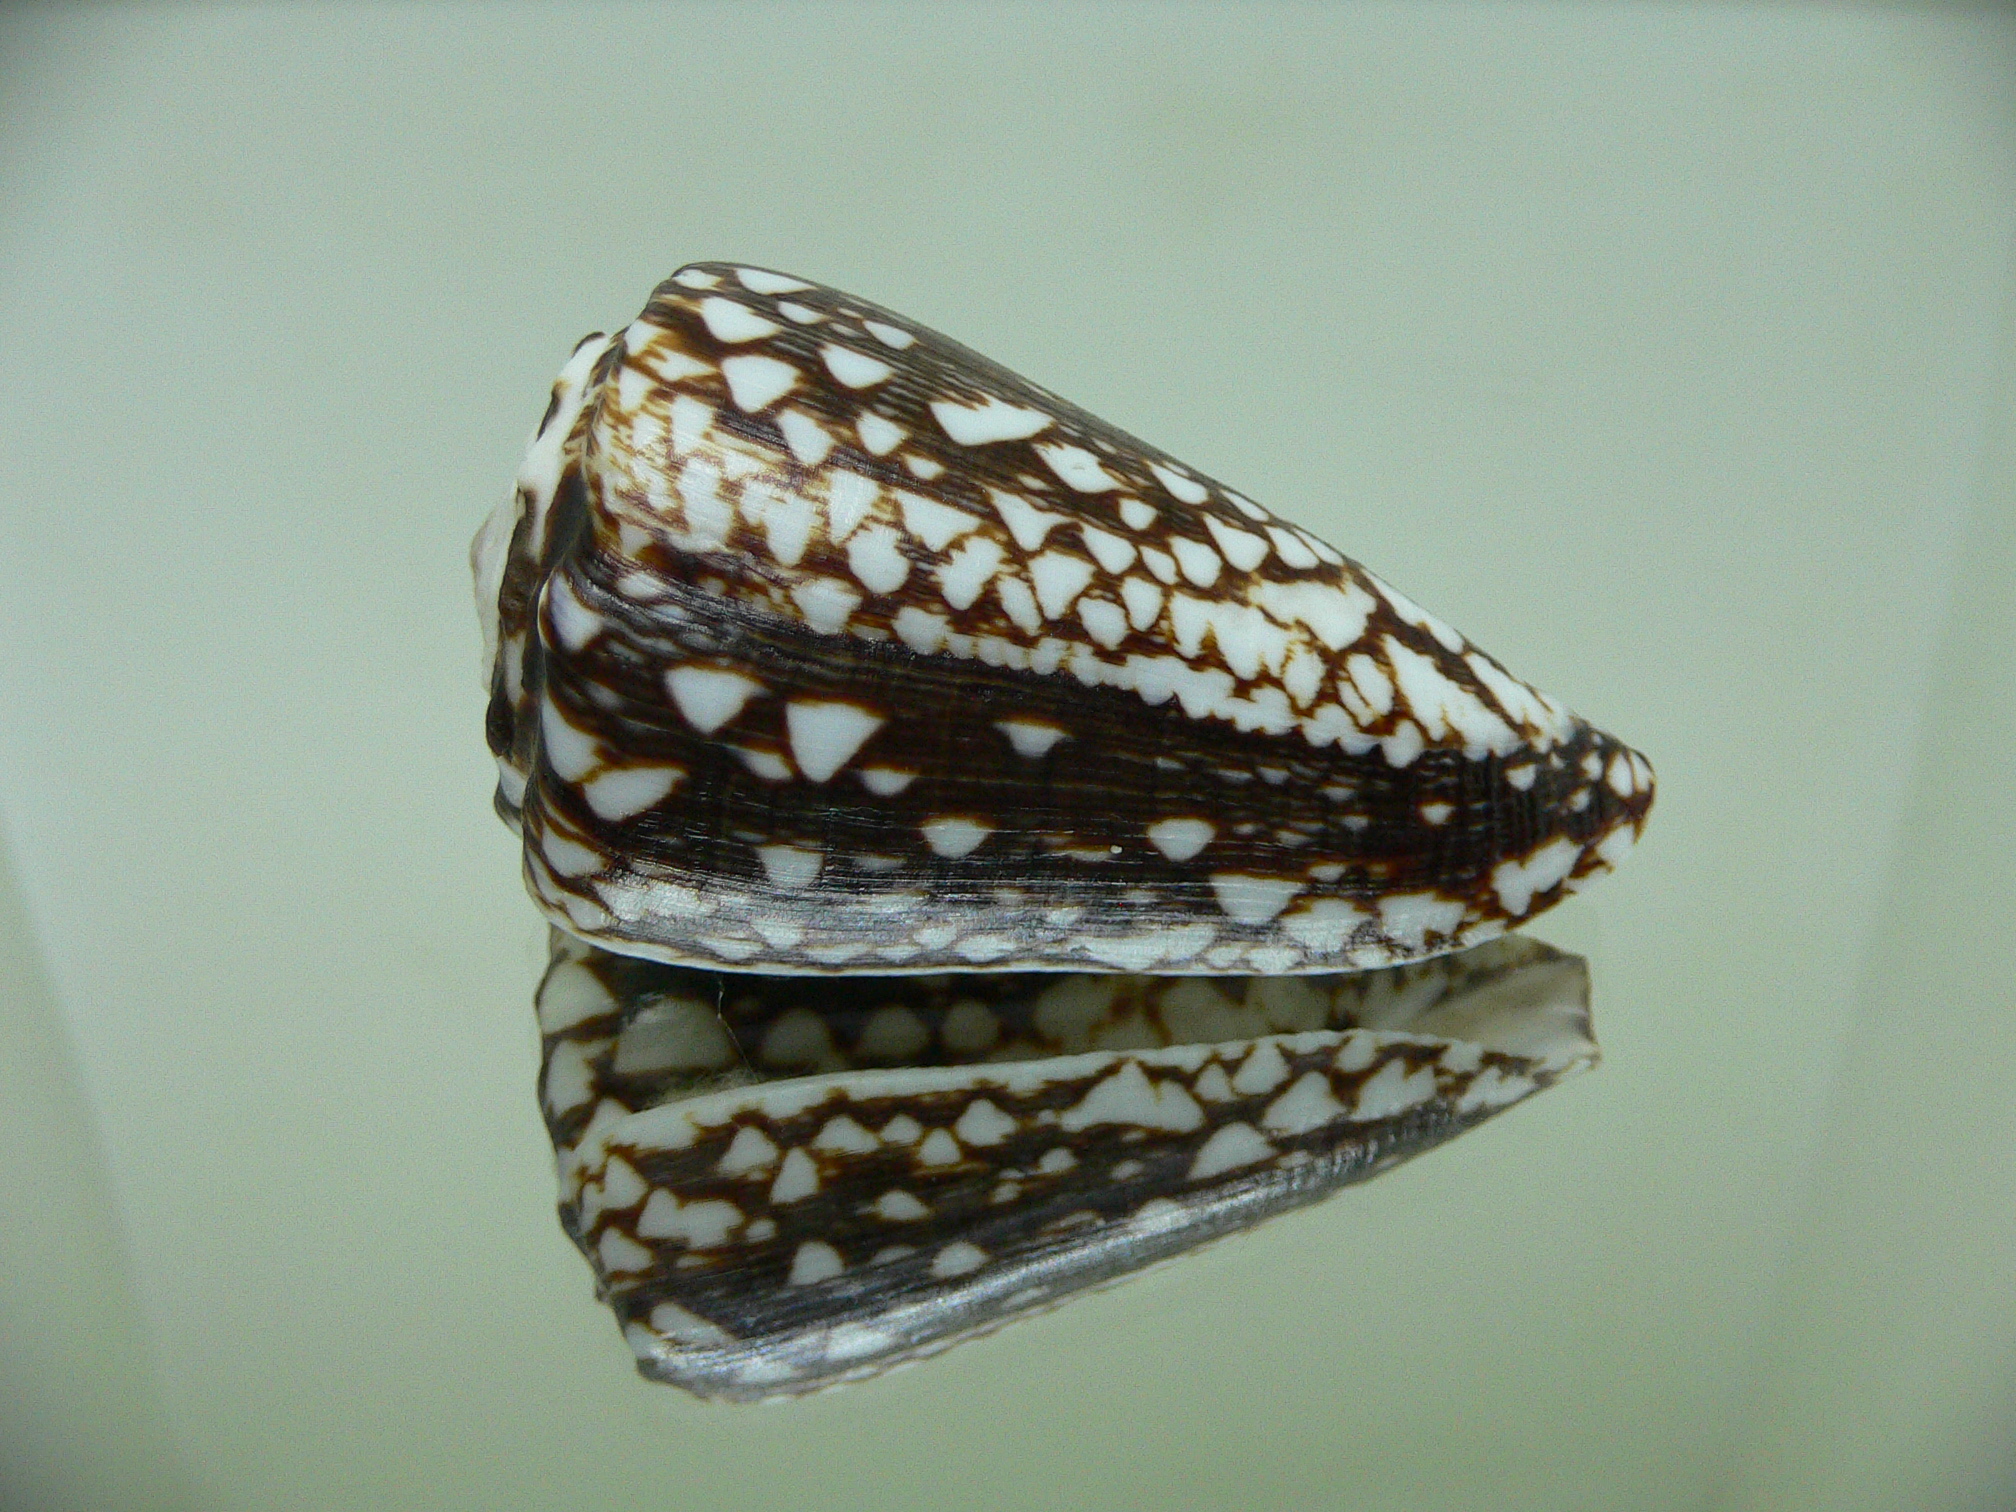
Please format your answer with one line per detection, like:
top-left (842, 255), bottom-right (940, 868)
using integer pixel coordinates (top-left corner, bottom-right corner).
top-left (2, 4), bottom-right (2012, 1509)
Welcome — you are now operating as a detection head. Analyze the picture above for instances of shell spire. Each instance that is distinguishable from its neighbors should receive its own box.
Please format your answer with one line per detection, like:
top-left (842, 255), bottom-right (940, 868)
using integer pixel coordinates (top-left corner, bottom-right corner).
top-left (475, 262), bottom-right (1652, 976)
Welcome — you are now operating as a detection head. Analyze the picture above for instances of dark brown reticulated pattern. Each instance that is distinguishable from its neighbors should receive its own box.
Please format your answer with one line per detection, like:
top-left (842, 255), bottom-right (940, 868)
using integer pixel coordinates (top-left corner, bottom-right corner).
top-left (476, 263), bottom-right (1654, 976)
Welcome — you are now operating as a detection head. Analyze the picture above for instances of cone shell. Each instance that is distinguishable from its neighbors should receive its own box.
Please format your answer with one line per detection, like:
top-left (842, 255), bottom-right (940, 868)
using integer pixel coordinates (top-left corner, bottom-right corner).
top-left (476, 263), bottom-right (1653, 974)
top-left (538, 930), bottom-right (1596, 1400)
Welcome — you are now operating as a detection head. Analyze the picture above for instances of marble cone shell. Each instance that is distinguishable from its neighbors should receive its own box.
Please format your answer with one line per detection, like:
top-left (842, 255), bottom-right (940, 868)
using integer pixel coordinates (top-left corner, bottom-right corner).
top-left (476, 262), bottom-right (1653, 975)
top-left (540, 931), bottom-right (1597, 1400)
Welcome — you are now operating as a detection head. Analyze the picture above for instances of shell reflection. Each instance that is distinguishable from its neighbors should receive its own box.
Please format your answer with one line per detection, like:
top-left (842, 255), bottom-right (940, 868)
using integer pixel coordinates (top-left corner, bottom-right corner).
top-left (540, 933), bottom-right (1595, 1400)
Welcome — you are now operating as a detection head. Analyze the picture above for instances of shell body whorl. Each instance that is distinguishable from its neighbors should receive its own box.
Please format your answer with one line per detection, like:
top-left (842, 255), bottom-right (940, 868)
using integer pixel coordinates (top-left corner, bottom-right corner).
top-left (478, 263), bottom-right (1652, 975)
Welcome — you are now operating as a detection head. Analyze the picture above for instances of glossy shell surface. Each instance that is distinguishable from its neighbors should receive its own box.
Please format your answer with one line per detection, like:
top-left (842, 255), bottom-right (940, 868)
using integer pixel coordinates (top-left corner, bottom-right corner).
top-left (475, 263), bottom-right (1653, 976)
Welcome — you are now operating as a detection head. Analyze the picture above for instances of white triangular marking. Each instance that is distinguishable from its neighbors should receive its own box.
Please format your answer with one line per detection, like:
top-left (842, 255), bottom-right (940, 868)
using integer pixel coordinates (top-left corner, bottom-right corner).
top-left (721, 354), bottom-right (799, 411)
top-left (1036, 441), bottom-right (1121, 492)
top-left (1149, 462), bottom-right (1208, 504)
top-left (756, 844), bottom-right (825, 890)
top-left (931, 396), bottom-right (1051, 445)
top-left (665, 666), bottom-right (764, 734)
top-left (898, 491), bottom-right (980, 551)
top-left (737, 267), bottom-right (812, 295)
top-left (994, 718), bottom-right (1069, 758)
top-left (821, 344), bottom-right (894, 388)
top-left (700, 296), bottom-right (782, 343)
top-left (1145, 817), bottom-right (1214, 862)
top-left (786, 701), bottom-right (886, 782)
top-left (1209, 872), bottom-right (1302, 925)
top-left (864, 319), bottom-right (915, 349)
top-left (777, 409), bottom-right (835, 466)
top-left (856, 413), bottom-right (905, 455)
